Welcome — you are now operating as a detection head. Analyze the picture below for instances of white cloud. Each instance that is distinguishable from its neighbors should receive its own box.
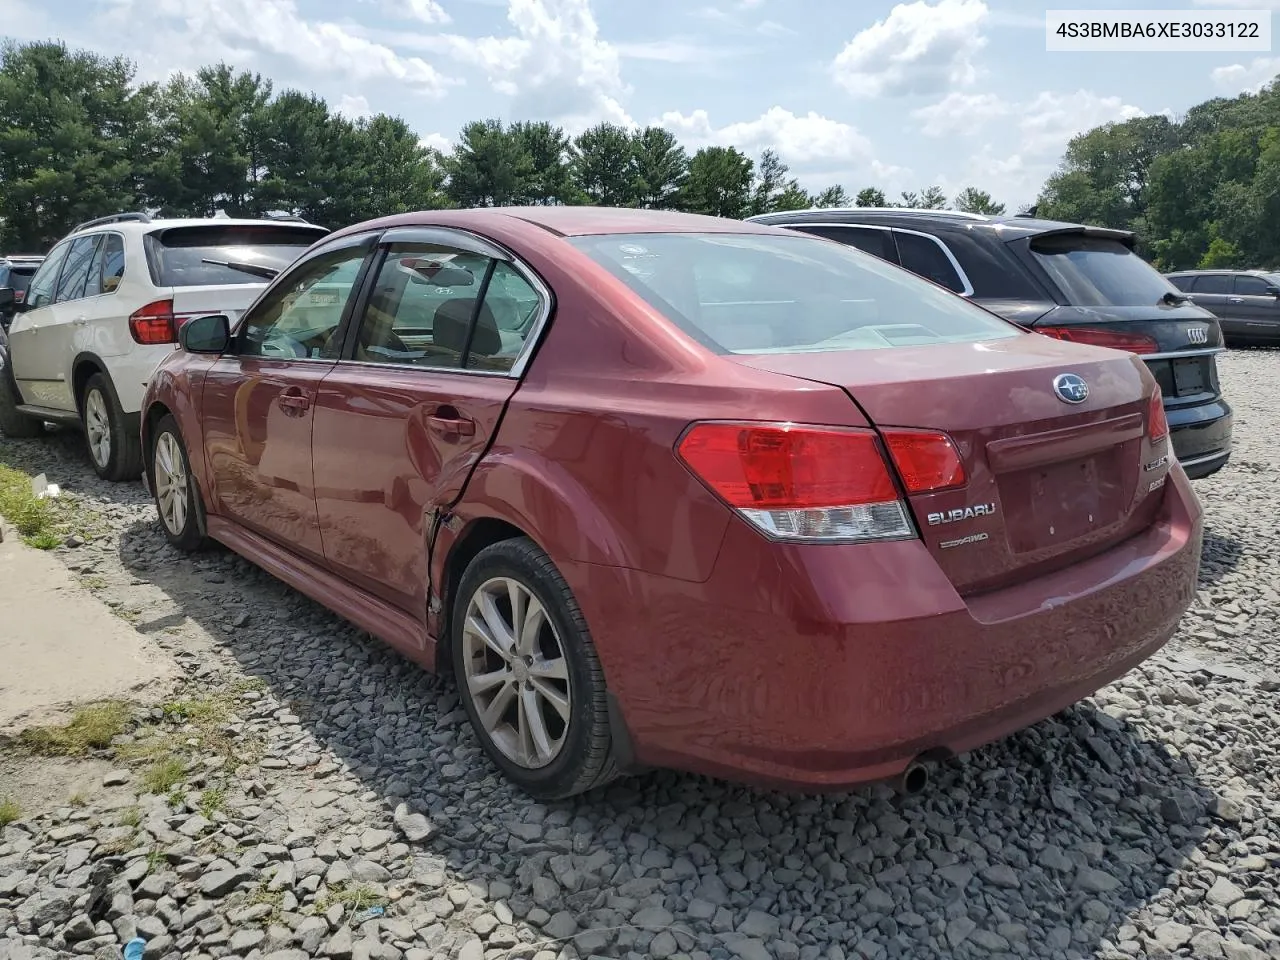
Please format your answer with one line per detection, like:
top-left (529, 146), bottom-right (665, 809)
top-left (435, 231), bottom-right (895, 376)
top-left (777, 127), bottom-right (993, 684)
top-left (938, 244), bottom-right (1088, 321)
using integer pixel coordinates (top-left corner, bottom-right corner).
top-left (1018, 90), bottom-right (1144, 155)
top-left (831, 0), bottom-right (989, 98)
top-left (1211, 57), bottom-right (1280, 94)
top-left (104, 0), bottom-right (456, 96)
top-left (613, 39), bottom-right (735, 63)
top-left (398, 0), bottom-right (452, 23)
top-left (335, 94), bottom-right (373, 119)
top-left (913, 92), bottom-right (1010, 137)
top-left (419, 132), bottom-right (453, 153)
top-left (427, 0), bottom-right (632, 129)
top-left (655, 106), bottom-right (902, 185)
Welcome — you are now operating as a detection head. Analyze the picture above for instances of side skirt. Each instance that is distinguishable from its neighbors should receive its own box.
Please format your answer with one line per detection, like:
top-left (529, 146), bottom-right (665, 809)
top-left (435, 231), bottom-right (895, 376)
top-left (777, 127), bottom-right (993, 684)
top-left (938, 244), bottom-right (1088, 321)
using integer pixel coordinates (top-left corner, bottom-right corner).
top-left (206, 516), bottom-right (437, 672)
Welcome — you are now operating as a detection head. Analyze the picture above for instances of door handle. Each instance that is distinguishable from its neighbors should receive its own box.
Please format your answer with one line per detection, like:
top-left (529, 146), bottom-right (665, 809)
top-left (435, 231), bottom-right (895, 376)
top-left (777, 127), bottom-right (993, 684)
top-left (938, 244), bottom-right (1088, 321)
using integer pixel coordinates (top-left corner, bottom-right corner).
top-left (277, 391), bottom-right (310, 412)
top-left (427, 410), bottom-right (475, 437)
top-left (73, 316), bottom-right (88, 326)
top-left (1228, 297), bottom-right (1244, 303)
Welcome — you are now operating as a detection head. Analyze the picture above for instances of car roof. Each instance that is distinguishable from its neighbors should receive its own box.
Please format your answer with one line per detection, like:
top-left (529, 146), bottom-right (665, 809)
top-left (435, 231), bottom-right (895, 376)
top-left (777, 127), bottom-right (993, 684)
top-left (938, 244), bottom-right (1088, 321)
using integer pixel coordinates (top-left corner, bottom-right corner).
top-left (326, 206), bottom-right (778, 243)
top-left (71, 217), bottom-right (328, 235)
top-left (747, 207), bottom-right (1135, 244)
top-left (1165, 268), bottom-right (1272, 275)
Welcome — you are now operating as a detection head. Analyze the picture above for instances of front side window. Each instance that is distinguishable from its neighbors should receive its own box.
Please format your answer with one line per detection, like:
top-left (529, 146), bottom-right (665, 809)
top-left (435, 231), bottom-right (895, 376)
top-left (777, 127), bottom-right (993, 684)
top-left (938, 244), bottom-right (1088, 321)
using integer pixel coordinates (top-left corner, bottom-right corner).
top-left (895, 232), bottom-right (966, 293)
top-left (794, 225), bottom-right (896, 262)
top-left (570, 232), bottom-right (1019, 354)
top-left (1030, 234), bottom-right (1181, 306)
top-left (238, 243), bottom-right (369, 359)
top-left (1191, 274), bottom-right (1230, 294)
top-left (351, 244), bottom-right (543, 372)
top-left (55, 236), bottom-right (102, 302)
top-left (25, 242), bottom-right (71, 310)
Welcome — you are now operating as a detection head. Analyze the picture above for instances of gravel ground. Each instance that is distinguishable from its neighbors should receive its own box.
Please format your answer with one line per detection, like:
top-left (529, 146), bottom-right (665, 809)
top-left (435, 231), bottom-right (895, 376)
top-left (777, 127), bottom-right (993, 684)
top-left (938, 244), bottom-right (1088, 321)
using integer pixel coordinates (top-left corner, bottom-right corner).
top-left (1, 349), bottom-right (1279, 960)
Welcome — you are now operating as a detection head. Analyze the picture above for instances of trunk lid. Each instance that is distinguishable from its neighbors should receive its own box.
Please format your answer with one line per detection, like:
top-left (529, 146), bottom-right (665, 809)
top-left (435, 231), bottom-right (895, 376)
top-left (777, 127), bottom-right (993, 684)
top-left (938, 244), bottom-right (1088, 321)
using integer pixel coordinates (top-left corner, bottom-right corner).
top-left (735, 333), bottom-right (1171, 595)
top-left (1022, 304), bottom-right (1224, 407)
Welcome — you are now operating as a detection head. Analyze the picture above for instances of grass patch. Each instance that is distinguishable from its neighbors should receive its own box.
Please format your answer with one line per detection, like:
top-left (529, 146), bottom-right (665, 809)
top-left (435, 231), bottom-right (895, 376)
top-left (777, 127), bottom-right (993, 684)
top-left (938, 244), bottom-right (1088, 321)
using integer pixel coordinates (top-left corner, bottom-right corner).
top-left (162, 696), bottom-right (232, 724)
top-left (0, 796), bottom-right (20, 826)
top-left (0, 463), bottom-right (104, 549)
top-left (0, 464), bottom-right (56, 546)
top-left (18, 701), bottom-right (131, 756)
top-left (119, 806), bottom-right (141, 829)
top-left (68, 792), bottom-right (89, 807)
top-left (313, 883), bottom-right (389, 916)
top-left (145, 848), bottom-right (166, 871)
top-left (142, 756), bottom-right (187, 794)
top-left (199, 787), bottom-right (226, 819)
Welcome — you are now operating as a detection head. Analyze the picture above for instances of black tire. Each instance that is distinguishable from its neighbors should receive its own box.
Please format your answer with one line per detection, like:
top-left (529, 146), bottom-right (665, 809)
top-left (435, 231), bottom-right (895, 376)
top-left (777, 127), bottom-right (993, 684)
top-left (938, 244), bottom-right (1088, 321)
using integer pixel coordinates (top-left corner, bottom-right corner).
top-left (0, 335), bottom-right (43, 439)
top-left (451, 537), bottom-right (618, 799)
top-left (81, 372), bottom-right (143, 482)
top-left (150, 414), bottom-right (207, 551)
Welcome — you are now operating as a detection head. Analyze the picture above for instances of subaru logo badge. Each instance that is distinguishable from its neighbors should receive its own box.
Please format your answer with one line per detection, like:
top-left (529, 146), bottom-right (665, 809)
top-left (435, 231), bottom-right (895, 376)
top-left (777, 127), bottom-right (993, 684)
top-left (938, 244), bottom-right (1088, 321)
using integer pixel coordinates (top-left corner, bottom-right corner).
top-left (1053, 373), bottom-right (1089, 404)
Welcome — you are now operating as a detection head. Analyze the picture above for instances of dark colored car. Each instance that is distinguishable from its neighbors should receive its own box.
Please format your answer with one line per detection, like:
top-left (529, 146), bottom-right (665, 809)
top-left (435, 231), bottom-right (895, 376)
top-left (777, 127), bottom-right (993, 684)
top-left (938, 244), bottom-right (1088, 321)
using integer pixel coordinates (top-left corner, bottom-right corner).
top-left (140, 207), bottom-right (1202, 798)
top-left (0, 255), bottom-right (44, 330)
top-left (1166, 269), bottom-right (1280, 346)
top-left (749, 209), bottom-right (1233, 480)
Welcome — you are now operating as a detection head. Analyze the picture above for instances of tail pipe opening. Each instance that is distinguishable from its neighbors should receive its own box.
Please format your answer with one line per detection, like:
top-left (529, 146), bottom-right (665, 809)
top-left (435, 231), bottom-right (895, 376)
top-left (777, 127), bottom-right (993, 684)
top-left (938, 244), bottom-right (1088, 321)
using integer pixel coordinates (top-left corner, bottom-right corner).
top-left (895, 759), bottom-right (931, 796)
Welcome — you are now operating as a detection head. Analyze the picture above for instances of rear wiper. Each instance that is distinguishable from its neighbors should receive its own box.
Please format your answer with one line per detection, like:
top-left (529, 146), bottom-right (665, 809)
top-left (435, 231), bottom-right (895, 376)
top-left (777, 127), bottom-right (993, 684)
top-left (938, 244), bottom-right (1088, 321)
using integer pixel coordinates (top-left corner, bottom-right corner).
top-left (1159, 291), bottom-right (1189, 305)
top-left (201, 257), bottom-right (280, 280)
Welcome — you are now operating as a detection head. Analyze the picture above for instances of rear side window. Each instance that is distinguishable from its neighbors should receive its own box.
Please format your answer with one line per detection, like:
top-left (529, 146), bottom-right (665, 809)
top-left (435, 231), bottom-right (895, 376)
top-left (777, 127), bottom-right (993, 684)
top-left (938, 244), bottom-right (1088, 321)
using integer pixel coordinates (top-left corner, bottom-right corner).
top-left (570, 232), bottom-right (1019, 354)
top-left (894, 232), bottom-right (967, 293)
top-left (1030, 234), bottom-right (1179, 306)
top-left (792, 225), bottom-right (896, 262)
top-left (1191, 274), bottom-right (1230, 294)
top-left (101, 234), bottom-right (125, 293)
top-left (145, 225), bottom-right (327, 287)
top-left (352, 245), bottom-right (543, 372)
top-left (1167, 275), bottom-right (1194, 292)
top-left (1234, 274), bottom-right (1271, 295)
top-left (55, 236), bottom-right (101, 302)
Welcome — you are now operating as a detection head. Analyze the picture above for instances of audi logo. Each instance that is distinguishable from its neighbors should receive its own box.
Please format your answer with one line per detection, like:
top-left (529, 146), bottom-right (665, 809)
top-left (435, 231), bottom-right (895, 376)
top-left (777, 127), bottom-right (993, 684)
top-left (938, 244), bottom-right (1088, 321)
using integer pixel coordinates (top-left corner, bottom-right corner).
top-left (1186, 326), bottom-right (1208, 345)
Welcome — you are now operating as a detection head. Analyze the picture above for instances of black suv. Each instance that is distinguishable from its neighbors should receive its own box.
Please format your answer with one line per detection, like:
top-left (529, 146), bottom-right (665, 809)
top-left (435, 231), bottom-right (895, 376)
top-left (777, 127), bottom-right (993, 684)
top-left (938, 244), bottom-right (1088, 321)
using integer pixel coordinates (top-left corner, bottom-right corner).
top-left (1165, 269), bottom-right (1280, 346)
top-left (0, 255), bottom-right (44, 331)
top-left (748, 208), bottom-right (1232, 480)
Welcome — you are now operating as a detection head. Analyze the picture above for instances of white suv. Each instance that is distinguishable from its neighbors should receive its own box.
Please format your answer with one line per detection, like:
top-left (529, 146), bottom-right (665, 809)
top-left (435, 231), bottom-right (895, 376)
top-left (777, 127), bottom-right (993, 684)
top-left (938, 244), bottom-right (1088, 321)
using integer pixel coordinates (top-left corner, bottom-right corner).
top-left (0, 213), bottom-right (329, 480)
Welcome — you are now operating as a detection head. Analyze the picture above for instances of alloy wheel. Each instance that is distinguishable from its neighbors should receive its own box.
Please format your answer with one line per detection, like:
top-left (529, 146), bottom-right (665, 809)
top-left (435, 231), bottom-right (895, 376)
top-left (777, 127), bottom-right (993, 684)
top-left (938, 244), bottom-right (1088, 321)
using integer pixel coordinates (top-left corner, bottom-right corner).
top-left (84, 388), bottom-right (111, 468)
top-left (154, 432), bottom-right (189, 536)
top-left (461, 576), bottom-right (572, 769)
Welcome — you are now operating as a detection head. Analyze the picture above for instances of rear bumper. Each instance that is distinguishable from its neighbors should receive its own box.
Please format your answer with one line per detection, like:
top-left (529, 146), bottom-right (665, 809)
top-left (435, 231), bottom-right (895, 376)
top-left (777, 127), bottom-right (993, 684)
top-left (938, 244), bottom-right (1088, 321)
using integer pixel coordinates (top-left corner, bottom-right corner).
top-left (569, 468), bottom-right (1203, 790)
top-left (1167, 397), bottom-right (1231, 479)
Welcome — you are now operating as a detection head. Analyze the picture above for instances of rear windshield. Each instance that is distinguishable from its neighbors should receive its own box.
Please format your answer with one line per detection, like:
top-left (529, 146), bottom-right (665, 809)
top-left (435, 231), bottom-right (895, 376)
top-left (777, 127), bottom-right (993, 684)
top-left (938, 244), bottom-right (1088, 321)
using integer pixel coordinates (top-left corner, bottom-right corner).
top-left (145, 225), bottom-right (327, 287)
top-left (569, 232), bottom-right (1019, 354)
top-left (1030, 234), bottom-right (1178, 307)
top-left (0, 266), bottom-right (37, 293)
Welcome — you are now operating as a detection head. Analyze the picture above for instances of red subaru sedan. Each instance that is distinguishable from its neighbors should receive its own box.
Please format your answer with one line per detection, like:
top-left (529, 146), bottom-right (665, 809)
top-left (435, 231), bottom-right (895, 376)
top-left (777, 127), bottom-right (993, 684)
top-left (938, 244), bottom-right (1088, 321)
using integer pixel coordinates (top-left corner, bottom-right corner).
top-left (140, 207), bottom-right (1202, 799)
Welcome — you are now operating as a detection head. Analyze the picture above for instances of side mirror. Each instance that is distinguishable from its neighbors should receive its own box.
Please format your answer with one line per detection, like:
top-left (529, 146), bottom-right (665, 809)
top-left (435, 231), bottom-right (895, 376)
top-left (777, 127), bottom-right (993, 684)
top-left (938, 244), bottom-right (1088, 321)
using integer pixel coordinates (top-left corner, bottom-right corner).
top-left (180, 313), bottom-right (230, 354)
top-left (1267, 285), bottom-right (1280, 297)
top-left (0, 288), bottom-right (13, 309)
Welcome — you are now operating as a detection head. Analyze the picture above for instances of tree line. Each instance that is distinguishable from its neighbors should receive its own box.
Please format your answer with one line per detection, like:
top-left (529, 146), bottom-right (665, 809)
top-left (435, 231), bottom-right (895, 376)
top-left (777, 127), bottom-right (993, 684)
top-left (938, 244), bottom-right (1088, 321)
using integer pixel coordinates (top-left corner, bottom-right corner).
top-left (0, 41), bottom-right (1007, 252)
top-left (1037, 78), bottom-right (1280, 270)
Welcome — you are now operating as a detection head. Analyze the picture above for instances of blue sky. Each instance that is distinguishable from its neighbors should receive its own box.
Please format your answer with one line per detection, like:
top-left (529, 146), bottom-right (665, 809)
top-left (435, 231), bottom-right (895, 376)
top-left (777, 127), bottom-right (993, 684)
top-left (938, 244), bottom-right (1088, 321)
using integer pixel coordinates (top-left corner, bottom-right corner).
top-left (4, 0), bottom-right (1279, 209)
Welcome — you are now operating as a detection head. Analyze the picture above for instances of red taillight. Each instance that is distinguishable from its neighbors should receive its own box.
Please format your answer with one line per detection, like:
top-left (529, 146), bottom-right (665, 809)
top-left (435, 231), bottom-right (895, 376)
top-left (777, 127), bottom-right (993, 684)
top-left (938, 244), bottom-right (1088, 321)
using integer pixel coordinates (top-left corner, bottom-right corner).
top-left (128, 299), bottom-right (176, 345)
top-left (1147, 391), bottom-right (1169, 444)
top-left (1035, 325), bottom-right (1159, 355)
top-left (881, 429), bottom-right (966, 494)
top-left (677, 422), bottom-right (913, 542)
